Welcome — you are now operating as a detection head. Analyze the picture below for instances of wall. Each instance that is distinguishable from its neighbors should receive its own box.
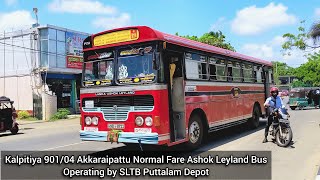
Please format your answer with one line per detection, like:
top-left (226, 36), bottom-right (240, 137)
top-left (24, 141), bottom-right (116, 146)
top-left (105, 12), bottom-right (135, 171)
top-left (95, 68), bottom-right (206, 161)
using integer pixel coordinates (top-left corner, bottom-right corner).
top-left (0, 75), bottom-right (34, 111)
top-left (42, 93), bottom-right (57, 120)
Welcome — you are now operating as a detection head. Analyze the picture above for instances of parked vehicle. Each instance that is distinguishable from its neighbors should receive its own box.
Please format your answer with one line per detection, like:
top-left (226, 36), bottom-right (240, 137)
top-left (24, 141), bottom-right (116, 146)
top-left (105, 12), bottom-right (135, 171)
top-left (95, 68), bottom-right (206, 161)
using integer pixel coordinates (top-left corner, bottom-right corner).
top-left (268, 107), bottom-right (292, 147)
top-left (289, 87), bottom-right (320, 110)
top-left (0, 96), bottom-right (19, 135)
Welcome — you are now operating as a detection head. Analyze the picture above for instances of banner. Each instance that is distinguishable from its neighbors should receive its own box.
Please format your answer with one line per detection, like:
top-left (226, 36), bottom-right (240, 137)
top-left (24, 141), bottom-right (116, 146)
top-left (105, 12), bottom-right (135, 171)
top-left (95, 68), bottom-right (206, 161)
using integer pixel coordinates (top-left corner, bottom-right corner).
top-left (66, 32), bottom-right (88, 69)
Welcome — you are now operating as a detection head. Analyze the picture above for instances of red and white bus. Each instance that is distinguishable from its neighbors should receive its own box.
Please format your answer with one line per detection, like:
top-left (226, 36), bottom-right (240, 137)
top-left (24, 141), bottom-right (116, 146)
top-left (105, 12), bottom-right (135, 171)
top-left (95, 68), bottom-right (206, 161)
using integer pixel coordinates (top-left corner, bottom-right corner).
top-left (80, 26), bottom-right (273, 149)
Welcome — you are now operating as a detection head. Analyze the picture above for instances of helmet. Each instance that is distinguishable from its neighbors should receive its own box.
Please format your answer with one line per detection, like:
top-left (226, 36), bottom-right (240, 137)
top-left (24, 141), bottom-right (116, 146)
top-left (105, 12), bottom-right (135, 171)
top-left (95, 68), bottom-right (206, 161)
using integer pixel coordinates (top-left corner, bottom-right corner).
top-left (270, 87), bottom-right (279, 95)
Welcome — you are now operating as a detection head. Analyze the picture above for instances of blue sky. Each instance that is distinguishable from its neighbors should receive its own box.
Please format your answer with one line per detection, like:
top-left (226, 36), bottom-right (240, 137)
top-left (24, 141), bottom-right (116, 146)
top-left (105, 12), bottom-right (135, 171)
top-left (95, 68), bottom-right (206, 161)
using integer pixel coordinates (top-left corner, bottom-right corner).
top-left (1, 0), bottom-right (320, 67)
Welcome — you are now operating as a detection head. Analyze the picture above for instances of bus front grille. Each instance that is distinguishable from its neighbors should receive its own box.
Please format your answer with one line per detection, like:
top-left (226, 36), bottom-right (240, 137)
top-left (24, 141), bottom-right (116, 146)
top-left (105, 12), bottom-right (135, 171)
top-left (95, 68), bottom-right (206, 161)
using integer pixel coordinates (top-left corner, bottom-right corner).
top-left (81, 95), bottom-right (154, 121)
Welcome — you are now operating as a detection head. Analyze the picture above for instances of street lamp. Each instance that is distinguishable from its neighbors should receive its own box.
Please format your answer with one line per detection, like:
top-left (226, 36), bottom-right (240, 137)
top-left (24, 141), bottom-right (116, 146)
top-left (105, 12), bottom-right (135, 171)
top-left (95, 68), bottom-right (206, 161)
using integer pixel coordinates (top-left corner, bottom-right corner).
top-left (33, 8), bottom-right (39, 27)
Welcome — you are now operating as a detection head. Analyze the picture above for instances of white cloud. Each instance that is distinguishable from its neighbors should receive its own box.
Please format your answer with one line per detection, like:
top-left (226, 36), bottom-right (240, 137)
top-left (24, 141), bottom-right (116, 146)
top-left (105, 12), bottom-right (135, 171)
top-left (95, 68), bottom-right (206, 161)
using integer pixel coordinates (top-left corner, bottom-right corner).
top-left (92, 13), bottom-right (131, 30)
top-left (0, 11), bottom-right (35, 32)
top-left (5, 0), bottom-right (17, 6)
top-left (210, 17), bottom-right (228, 31)
top-left (48, 0), bottom-right (117, 14)
top-left (315, 8), bottom-right (320, 17)
top-left (231, 3), bottom-right (297, 36)
top-left (240, 36), bottom-right (307, 67)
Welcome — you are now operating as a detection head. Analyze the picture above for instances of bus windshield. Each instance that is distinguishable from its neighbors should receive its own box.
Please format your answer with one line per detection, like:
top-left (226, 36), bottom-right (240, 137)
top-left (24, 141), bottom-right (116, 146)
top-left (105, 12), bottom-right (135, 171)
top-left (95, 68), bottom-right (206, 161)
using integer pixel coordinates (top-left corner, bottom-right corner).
top-left (117, 47), bottom-right (156, 84)
top-left (83, 59), bottom-right (114, 85)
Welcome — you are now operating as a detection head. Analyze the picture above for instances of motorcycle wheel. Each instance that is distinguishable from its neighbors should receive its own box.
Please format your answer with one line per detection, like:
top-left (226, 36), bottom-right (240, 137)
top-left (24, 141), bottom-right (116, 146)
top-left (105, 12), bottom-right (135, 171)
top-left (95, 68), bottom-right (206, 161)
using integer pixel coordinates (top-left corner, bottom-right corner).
top-left (10, 124), bottom-right (19, 135)
top-left (275, 127), bottom-right (292, 147)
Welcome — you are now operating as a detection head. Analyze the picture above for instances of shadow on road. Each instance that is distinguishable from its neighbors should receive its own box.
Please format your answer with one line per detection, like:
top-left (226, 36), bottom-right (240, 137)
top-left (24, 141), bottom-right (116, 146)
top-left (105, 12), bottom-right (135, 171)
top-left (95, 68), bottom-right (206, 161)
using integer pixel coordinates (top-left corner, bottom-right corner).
top-left (0, 132), bottom-right (24, 137)
top-left (90, 119), bottom-right (269, 157)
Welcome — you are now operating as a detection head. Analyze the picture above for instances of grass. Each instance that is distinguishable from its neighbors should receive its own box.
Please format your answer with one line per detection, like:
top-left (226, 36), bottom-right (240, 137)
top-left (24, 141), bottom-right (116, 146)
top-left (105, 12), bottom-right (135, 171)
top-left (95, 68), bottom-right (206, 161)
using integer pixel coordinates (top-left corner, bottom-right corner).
top-left (17, 117), bottom-right (39, 121)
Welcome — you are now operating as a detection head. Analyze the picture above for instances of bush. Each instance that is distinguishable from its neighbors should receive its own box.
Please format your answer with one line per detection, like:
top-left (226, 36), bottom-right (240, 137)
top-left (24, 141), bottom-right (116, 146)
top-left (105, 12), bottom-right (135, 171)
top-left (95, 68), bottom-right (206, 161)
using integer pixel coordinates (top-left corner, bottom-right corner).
top-left (50, 108), bottom-right (71, 121)
top-left (18, 110), bottom-right (31, 119)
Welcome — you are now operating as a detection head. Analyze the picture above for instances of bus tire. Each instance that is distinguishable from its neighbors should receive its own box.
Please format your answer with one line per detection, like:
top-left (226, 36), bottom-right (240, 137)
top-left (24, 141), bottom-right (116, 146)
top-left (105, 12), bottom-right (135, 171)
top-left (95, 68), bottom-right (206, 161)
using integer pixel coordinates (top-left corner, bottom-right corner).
top-left (186, 114), bottom-right (203, 150)
top-left (248, 105), bottom-right (260, 129)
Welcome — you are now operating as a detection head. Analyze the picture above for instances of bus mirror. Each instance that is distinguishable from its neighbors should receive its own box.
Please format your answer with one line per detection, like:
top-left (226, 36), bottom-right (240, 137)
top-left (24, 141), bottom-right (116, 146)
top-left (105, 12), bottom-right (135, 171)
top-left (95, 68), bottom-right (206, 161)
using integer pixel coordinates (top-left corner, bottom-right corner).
top-left (153, 52), bottom-right (160, 70)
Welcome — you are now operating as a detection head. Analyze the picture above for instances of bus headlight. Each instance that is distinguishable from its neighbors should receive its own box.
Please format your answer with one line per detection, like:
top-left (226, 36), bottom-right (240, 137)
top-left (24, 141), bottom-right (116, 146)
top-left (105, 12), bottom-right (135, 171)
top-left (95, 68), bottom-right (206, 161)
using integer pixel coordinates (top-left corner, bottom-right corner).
top-left (85, 117), bottom-right (92, 125)
top-left (92, 116), bottom-right (98, 126)
top-left (145, 117), bottom-right (153, 126)
top-left (135, 116), bottom-right (144, 126)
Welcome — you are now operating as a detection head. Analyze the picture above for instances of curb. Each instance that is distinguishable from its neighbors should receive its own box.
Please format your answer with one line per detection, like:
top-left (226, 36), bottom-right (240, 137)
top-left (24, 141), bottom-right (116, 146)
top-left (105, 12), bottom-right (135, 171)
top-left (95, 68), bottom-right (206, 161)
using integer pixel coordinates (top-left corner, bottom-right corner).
top-left (17, 117), bottom-right (79, 125)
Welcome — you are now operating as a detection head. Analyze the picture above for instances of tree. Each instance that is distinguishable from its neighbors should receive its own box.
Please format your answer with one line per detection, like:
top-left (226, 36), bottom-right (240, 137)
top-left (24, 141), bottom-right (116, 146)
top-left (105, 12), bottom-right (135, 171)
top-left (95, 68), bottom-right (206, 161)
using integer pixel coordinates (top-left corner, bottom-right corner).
top-left (294, 53), bottom-right (320, 87)
top-left (271, 61), bottom-right (296, 85)
top-left (281, 20), bottom-right (320, 87)
top-left (282, 20), bottom-right (320, 55)
top-left (175, 31), bottom-right (236, 51)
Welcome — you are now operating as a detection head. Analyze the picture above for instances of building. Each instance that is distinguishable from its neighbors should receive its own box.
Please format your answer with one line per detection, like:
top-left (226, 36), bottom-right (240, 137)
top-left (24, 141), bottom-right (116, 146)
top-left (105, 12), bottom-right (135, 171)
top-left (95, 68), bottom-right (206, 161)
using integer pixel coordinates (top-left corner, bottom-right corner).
top-left (0, 24), bottom-right (90, 120)
top-left (277, 75), bottom-right (297, 91)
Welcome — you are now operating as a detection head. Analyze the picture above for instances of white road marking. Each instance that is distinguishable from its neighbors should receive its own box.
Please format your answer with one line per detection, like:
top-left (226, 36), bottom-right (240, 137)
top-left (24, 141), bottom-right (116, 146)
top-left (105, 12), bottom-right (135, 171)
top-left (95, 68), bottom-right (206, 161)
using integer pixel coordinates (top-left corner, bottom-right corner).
top-left (41, 141), bottom-right (87, 151)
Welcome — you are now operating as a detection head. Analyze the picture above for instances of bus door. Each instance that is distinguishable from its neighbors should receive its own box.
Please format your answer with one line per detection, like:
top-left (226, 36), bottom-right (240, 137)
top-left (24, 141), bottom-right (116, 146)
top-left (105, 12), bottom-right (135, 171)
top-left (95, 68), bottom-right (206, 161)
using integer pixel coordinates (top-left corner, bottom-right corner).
top-left (164, 52), bottom-right (186, 142)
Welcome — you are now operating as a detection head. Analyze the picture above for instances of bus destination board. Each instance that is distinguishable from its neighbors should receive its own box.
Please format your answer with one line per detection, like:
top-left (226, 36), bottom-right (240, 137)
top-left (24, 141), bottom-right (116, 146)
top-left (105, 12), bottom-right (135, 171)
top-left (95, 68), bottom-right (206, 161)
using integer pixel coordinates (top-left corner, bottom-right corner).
top-left (93, 29), bottom-right (139, 47)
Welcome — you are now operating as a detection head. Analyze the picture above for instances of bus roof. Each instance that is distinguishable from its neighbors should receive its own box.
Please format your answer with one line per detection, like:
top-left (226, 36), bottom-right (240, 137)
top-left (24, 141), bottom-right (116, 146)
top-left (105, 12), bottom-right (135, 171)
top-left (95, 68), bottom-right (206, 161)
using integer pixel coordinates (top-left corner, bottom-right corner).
top-left (84, 26), bottom-right (272, 67)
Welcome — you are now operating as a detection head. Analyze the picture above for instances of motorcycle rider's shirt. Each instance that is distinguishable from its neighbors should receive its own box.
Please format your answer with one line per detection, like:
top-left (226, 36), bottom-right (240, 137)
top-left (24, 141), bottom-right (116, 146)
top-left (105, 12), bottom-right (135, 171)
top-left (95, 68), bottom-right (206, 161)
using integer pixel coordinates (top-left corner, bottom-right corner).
top-left (264, 95), bottom-right (284, 109)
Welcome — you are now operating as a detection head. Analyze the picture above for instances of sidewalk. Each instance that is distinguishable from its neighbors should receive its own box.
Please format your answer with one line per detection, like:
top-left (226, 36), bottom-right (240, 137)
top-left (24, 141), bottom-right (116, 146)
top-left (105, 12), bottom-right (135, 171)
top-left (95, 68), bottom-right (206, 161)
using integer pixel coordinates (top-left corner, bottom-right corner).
top-left (17, 115), bottom-right (80, 125)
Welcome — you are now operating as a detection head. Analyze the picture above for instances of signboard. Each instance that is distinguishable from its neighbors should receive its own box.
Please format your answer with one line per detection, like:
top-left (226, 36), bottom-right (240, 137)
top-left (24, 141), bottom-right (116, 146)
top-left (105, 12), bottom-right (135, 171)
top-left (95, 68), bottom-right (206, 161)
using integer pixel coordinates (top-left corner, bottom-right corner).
top-left (93, 29), bottom-right (139, 47)
top-left (66, 56), bottom-right (83, 69)
top-left (66, 32), bottom-right (88, 69)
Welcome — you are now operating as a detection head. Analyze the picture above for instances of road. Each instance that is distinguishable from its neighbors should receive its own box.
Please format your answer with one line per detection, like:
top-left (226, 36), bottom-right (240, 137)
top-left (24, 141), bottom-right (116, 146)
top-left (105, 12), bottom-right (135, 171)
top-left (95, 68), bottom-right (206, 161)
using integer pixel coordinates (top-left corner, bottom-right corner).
top-left (1, 107), bottom-right (320, 180)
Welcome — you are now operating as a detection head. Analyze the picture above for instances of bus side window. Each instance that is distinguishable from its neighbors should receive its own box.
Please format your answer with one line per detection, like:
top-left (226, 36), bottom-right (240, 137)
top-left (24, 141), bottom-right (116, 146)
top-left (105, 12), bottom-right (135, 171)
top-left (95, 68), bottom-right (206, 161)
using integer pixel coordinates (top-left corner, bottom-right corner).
top-left (209, 57), bottom-right (217, 80)
top-left (227, 66), bottom-right (233, 82)
top-left (215, 59), bottom-right (226, 81)
top-left (254, 66), bottom-right (262, 83)
top-left (243, 63), bottom-right (253, 82)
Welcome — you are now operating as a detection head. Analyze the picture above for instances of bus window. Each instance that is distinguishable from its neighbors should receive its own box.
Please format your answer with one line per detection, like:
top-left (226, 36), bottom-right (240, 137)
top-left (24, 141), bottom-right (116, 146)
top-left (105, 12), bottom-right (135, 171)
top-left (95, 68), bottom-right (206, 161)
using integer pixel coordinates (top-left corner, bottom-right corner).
top-left (216, 59), bottom-right (227, 81)
top-left (227, 66), bottom-right (233, 82)
top-left (185, 53), bottom-right (208, 80)
top-left (199, 56), bottom-right (208, 79)
top-left (232, 62), bottom-right (242, 82)
top-left (269, 69), bottom-right (274, 84)
top-left (254, 65), bottom-right (262, 83)
top-left (209, 57), bottom-right (217, 80)
top-left (243, 63), bottom-right (253, 82)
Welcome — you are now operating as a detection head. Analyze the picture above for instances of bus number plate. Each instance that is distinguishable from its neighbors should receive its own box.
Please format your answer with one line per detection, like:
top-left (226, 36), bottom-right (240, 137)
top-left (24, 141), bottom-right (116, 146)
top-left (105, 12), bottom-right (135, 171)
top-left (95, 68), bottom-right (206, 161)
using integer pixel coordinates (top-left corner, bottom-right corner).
top-left (84, 127), bottom-right (98, 132)
top-left (134, 128), bottom-right (151, 133)
top-left (108, 124), bottom-right (125, 129)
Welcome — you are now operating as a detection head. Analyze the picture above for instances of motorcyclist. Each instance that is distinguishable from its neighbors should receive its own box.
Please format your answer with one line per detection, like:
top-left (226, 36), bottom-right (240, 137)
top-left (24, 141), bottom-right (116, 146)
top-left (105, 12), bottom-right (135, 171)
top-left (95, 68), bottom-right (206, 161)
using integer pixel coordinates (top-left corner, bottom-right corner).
top-left (263, 87), bottom-right (286, 143)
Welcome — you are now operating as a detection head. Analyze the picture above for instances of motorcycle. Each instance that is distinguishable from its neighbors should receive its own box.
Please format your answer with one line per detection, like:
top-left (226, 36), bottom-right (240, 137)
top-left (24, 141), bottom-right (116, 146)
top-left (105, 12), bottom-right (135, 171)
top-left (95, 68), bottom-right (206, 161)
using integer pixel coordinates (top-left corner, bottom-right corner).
top-left (269, 107), bottom-right (293, 147)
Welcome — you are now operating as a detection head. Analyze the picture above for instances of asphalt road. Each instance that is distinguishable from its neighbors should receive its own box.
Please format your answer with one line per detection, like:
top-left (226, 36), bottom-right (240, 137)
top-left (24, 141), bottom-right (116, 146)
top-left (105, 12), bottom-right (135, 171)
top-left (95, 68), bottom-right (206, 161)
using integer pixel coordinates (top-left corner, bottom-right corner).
top-left (1, 106), bottom-right (319, 180)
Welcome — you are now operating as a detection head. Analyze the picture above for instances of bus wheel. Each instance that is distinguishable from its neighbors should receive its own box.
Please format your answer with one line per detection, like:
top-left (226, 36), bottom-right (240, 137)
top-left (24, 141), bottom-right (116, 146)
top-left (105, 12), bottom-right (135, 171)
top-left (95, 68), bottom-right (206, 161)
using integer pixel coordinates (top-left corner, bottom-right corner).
top-left (248, 106), bottom-right (260, 129)
top-left (186, 115), bottom-right (203, 150)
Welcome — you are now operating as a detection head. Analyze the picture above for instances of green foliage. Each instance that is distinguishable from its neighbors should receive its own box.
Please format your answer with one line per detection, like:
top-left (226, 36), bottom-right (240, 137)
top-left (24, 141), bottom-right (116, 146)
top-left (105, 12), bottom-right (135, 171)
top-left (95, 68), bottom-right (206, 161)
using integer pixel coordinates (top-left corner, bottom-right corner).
top-left (271, 61), bottom-right (296, 85)
top-left (175, 31), bottom-right (236, 51)
top-left (17, 110), bottom-right (31, 119)
top-left (291, 80), bottom-right (311, 88)
top-left (50, 108), bottom-right (71, 121)
top-left (282, 20), bottom-right (320, 55)
top-left (294, 53), bottom-right (320, 87)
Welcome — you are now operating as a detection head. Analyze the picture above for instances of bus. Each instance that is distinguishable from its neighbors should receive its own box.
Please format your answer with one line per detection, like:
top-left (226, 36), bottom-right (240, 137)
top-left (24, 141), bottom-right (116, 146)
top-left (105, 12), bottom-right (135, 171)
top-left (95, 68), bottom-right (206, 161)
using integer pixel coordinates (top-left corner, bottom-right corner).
top-left (79, 26), bottom-right (273, 149)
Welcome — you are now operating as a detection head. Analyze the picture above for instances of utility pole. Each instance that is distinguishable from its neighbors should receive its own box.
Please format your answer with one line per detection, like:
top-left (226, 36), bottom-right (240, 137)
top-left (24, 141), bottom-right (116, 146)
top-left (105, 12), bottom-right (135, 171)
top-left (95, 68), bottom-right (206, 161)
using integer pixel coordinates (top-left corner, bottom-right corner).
top-left (3, 30), bottom-right (5, 96)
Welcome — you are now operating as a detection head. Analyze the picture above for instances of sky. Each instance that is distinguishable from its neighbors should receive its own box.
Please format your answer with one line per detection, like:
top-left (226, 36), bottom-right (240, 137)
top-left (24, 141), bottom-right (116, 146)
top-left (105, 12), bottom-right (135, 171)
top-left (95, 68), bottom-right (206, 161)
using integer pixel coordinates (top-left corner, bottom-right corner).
top-left (1, 0), bottom-right (320, 67)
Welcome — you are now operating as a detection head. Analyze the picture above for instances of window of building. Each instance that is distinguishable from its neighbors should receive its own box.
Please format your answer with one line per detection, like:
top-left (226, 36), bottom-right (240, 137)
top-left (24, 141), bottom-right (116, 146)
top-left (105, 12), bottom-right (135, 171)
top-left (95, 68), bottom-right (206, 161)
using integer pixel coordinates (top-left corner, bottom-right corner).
top-left (48, 28), bottom-right (57, 40)
top-left (57, 30), bottom-right (65, 42)
top-left (40, 29), bottom-right (48, 40)
top-left (243, 64), bottom-right (253, 82)
top-left (40, 39), bottom-right (48, 67)
top-left (185, 53), bottom-right (208, 80)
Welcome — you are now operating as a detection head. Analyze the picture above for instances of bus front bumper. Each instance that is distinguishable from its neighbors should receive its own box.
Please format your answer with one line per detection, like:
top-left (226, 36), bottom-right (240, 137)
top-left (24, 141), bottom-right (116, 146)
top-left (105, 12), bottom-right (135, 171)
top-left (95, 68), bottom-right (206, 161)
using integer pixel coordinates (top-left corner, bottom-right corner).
top-left (79, 130), bottom-right (159, 144)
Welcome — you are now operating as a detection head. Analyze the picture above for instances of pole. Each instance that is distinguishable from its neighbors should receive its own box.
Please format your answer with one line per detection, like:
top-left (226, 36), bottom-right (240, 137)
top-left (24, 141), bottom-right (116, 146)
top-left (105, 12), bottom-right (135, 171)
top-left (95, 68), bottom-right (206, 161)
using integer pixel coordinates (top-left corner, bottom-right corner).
top-left (3, 30), bottom-right (5, 96)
